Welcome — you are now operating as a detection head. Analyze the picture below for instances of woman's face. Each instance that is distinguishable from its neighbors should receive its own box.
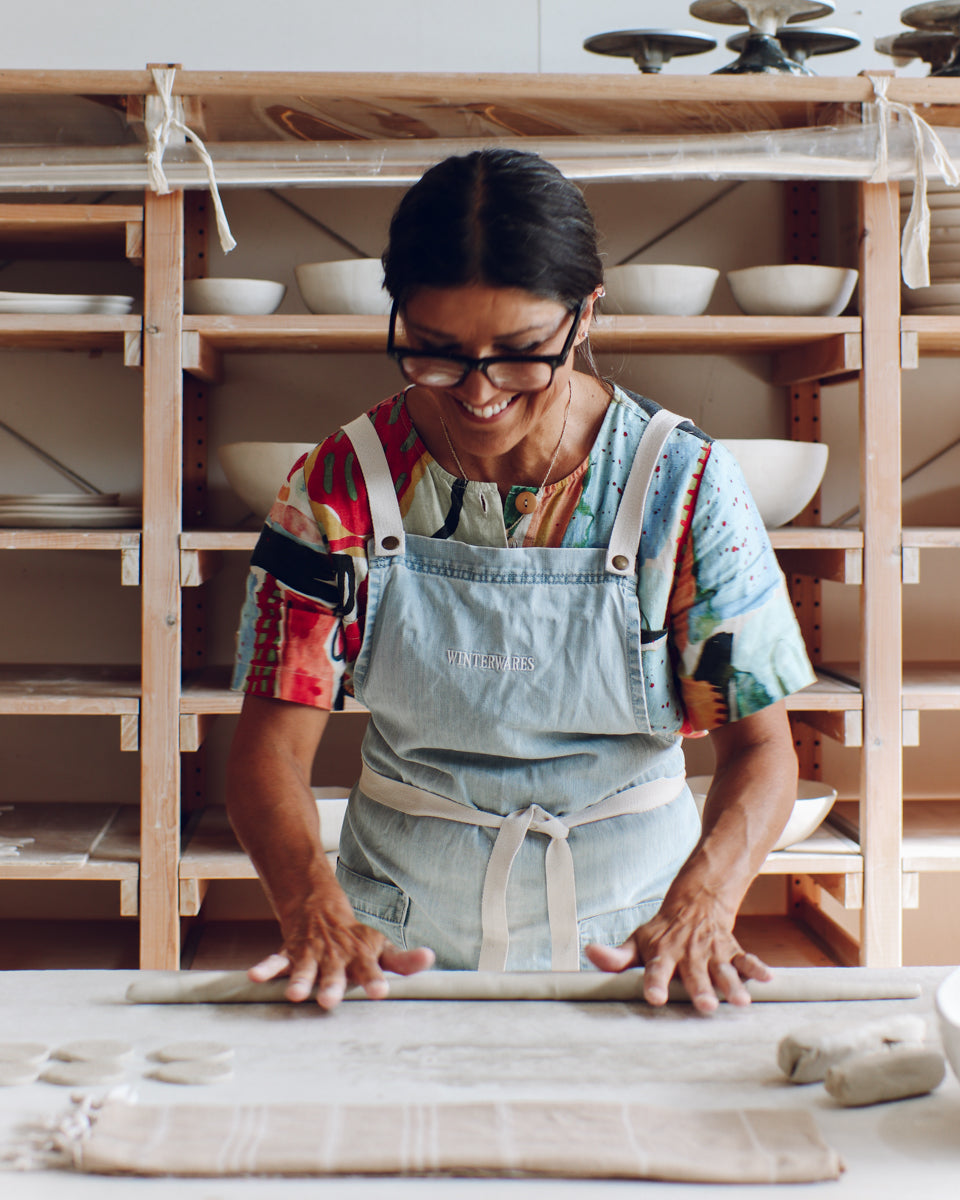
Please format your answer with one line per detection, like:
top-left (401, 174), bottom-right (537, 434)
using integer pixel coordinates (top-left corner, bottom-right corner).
top-left (399, 284), bottom-right (592, 460)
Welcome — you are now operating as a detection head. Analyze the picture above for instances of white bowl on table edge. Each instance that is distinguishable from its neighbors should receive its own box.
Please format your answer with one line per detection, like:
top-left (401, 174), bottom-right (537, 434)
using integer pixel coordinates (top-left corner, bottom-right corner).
top-left (600, 264), bottom-right (719, 316)
top-left (183, 277), bottom-right (286, 315)
top-left (217, 442), bottom-right (316, 521)
top-left (313, 787), bottom-right (349, 854)
top-left (295, 258), bottom-right (392, 315)
top-left (719, 439), bottom-right (829, 529)
top-left (726, 265), bottom-right (859, 317)
top-left (686, 775), bottom-right (838, 851)
top-left (936, 965), bottom-right (960, 1084)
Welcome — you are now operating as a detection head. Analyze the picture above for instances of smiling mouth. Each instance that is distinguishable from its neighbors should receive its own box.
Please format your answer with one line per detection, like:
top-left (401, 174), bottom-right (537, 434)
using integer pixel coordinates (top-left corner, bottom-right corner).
top-left (457, 395), bottom-right (515, 420)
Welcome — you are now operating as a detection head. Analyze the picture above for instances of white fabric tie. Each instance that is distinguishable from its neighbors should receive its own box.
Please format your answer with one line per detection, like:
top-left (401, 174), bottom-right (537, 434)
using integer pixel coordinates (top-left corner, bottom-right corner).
top-left (867, 73), bottom-right (960, 289)
top-left (145, 66), bottom-right (237, 254)
top-left (358, 763), bottom-right (685, 973)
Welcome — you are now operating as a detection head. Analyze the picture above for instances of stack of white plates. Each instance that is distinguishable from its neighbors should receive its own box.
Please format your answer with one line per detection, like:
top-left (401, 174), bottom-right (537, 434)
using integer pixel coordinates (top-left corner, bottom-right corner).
top-left (0, 493), bottom-right (141, 528)
top-left (0, 291), bottom-right (135, 315)
top-left (902, 181), bottom-right (960, 314)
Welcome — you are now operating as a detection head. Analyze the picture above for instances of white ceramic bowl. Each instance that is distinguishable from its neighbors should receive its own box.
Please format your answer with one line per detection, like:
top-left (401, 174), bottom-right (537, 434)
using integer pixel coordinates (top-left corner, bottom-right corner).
top-left (183, 277), bottom-right (286, 315)
top-left (721, 439), bottom-right (829, 528)
top-left (601, 264), bottom-right (719, 316)
top-left (727, 265), bottom-right (859, 317)
top-left (295, 258), bottom-right (391, 315)
top-left (936, 965), bottom-right (960, 1084)
top-left (217, 442), bottom-right (315, 520)
top-left (687, 775), bottom-right (838, 851)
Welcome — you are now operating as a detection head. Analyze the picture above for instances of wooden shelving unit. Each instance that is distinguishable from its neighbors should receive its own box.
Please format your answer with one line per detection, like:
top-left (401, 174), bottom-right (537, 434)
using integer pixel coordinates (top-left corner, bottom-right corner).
top-left (3, 68), bottom-right (951, 970)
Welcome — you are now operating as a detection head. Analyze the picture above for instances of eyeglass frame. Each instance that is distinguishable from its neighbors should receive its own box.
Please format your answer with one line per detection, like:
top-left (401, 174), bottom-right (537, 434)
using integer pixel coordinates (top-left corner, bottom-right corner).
top-left (385, 296), bottom-right (586, 390)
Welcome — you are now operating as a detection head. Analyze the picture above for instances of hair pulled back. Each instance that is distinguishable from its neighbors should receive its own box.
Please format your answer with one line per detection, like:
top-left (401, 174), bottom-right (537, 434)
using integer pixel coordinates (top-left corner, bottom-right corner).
top-left (382, 147), bottom-right (603, 308)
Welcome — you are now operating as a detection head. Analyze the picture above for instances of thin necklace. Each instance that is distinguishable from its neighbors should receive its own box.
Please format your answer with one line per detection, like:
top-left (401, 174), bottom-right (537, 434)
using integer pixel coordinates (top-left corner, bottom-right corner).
top-left (439, 379), bottom-right (573, 541)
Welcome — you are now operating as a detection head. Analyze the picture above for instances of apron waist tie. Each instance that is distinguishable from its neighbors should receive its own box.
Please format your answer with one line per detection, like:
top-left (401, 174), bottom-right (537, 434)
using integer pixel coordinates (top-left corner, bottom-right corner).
top-left (357, 763), bottom-right (686, 973)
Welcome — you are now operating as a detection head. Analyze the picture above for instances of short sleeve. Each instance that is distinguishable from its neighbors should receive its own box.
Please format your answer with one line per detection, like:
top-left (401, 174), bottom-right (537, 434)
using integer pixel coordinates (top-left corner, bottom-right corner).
top-left (670, 440), bottom-right (816, 730)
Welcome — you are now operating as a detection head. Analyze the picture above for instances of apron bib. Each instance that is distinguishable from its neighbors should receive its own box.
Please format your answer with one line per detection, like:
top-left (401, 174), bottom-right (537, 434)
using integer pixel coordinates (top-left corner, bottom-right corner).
top-left (335, 406), bottom-right (700, 971)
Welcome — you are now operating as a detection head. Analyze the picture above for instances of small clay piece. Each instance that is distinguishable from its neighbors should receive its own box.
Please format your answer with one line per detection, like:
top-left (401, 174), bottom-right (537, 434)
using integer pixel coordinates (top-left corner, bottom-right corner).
top-left (0, 1041), bottom-right (50, 1065)
top-left (152, 1040), bottom-right (234, 1063)
top-left (824, 1045), bottom-right (946, 1107)
top-left (0, 1062), bottom-right (41, 1086)
top-left (54, 1038), bottom-right (134, 1063)
top-left (150, 1059), bottom-right (234, 1085)
top-left (777, 1014), bottom-right (927, 1083)
top-left (41, 1059), bottom-right (128, 1087)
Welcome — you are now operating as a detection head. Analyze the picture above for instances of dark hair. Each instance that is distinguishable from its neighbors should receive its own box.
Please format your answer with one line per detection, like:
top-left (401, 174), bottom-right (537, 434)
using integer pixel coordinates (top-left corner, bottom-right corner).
top-left (382, 147), bottom-right (604, 308)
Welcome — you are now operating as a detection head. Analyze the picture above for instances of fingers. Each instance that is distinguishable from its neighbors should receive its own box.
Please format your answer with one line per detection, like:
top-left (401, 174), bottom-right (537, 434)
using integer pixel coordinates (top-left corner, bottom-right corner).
top-left (248, 953), bottom-right (291, 983)
top-left (641, 955), bottom-right (675, 1008)
top-left (583, 941), bottom-right (638, 974)
top-left (381, 945), bottom-right (436, 977)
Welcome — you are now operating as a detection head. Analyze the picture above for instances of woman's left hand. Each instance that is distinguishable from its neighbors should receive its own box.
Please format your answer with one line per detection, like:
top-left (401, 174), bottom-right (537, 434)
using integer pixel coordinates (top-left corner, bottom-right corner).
top-left (585, 892), bottom-right (772, 1013)
top-left (586, 701), bottom-right (797, 1014)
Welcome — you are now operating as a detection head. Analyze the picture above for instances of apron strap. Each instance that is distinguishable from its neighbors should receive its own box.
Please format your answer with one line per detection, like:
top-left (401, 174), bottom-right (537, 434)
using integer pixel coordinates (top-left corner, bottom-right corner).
top-left (342, 414), bottom-right (405, 557)
top-left (358, 763), bottom-right (685, 973)
top-left (606, 407), bottom-right (688, 578)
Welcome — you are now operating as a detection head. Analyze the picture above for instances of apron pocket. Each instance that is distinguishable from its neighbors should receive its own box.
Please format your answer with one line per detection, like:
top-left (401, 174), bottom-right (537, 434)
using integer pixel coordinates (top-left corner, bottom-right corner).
top-left (577, 898), bottom-right (662, 958)
top-left (336, 860), bottom-right (410, 947)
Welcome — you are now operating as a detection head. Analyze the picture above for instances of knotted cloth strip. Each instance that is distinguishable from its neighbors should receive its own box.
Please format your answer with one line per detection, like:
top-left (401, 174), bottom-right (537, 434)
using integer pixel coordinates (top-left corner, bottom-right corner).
top-left (867, 73), bottom-right (960, 289)
top-left (145, 66), bottom-right (237, 253)
top-left (50, 1096), bottom-right (843, 1182)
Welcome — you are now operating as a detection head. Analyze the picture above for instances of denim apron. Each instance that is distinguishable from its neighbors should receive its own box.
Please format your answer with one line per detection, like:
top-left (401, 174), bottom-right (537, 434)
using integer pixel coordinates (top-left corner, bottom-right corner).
top-left (335, 406), bottom-right (701, 971)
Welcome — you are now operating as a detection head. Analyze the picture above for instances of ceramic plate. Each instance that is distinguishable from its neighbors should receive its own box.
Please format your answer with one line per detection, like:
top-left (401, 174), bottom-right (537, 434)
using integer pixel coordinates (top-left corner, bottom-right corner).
top-left (0, 292), bottom-right (134, 315)
top-left (0, 493), bottom-right (119, 507)
top-left (904, 304), bottom-right (960, 315)
top-left (0, 505), bottom-right (141, 528)
top-left (902, 282), bottom-right (960, 308)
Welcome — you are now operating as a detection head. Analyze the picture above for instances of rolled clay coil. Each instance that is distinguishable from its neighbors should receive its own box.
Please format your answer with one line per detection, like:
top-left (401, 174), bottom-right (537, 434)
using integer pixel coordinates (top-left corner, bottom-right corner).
top-left (126, 968), bottom-right (923, 1005)
top-left (777, 1014), bottom-right (928, 1083)
top-left (824, 1045), bottom-right (946, 1107)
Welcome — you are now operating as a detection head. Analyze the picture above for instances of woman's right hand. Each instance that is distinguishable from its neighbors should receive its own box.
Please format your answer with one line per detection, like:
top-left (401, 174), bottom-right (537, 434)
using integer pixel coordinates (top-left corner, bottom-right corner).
top-left (249, 889), bottom-right (435, 1009)
top-left (227, 694), bottom-right (435, 1009)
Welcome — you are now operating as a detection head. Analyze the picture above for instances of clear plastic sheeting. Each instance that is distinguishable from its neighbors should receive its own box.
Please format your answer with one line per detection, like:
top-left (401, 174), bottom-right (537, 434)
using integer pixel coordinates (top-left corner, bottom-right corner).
top-left (1, 122), bottom-right (959, 190)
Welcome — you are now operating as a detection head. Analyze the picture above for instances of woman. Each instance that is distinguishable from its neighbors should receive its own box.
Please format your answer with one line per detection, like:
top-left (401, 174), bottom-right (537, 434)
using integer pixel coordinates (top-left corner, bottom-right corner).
top-left (227, 147), bottom-right (814, 1015)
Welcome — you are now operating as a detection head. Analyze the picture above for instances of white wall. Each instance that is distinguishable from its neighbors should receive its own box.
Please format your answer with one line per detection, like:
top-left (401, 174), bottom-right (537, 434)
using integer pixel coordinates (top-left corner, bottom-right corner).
top-left (0, 1), bottom-right (932, 76)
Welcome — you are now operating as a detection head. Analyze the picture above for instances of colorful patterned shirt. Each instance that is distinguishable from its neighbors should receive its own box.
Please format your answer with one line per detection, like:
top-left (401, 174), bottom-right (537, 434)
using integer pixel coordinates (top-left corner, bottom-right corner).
top-left (232, 386), bottom-right (815, 729)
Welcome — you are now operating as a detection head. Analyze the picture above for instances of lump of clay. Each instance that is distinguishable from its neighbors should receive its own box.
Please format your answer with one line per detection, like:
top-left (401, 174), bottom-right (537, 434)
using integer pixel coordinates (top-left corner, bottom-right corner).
top-left (777, 1014), bottom-right (927, 1083)
top-left (41, 1059), bottom-right (128, 1087)
top-left (149, 1060), bottom-right (233, 1085)
top-left (54, 1038), bottom-right (134, 1063)
top-left (824, 1045), bottom-right (946, 1107)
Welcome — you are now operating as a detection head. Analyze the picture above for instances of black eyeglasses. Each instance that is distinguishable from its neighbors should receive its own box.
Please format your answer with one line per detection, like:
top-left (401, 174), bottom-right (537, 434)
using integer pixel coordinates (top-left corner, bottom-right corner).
top-left (386, 298), bottom-right (585, 391)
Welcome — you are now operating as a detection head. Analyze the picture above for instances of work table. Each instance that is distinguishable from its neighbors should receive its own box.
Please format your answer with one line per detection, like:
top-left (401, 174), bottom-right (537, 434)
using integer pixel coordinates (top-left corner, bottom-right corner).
top-left (0, 966), bottom-right (957, 1197)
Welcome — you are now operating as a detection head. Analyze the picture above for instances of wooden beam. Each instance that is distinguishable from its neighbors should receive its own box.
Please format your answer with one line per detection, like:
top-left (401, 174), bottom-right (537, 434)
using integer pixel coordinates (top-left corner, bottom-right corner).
top-left (179, 712), bottom-right (217, 753)
top-left (124, 328), bottom-right (142, 368)
top-left (857, 179), bottom-right (904, 966)
top-left (900, 329), bottom-right (919, 371)
top-left (771, 332), bottom-right (861, 385)
top-left (180, 548), bottom-right (222, 588)
top-left (777, 547), bottom-right (861, 585)
top-left (810, 873), bottom-right (863, 909)
top-left (902, 546), bottom-right (920, 585)
top-left (181, 330), bottom-right (222, 382)
top-left (120, 713), bottom-right (139, 753)
top-left (120, 541), bottom-right (140, 587)
top-left (794, 710), bottom-right (862, 748)
top-left (179, 877), bottom-right (209, 917)
top-left (140, 188), bottom-right (184, 970)
top-left (902, 710), bottom-right (920, 748)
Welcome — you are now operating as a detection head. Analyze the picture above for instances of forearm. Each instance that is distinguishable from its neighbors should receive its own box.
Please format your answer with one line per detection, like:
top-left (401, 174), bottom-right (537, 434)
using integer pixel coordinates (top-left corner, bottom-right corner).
top-left (225, 699), bottom-right (346, 924)
top-left (668, 702), bottom-right (798, 915)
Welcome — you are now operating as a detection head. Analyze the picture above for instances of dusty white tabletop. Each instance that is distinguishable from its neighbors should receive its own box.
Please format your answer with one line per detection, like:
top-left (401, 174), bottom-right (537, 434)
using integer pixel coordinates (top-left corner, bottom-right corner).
top-left (0, 966), bottom-right (957, 1197)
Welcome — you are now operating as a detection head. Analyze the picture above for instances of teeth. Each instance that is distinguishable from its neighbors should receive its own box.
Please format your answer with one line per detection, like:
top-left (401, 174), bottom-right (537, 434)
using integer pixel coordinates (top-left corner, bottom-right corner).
top-left (460, 397), bottom-right (512, 419)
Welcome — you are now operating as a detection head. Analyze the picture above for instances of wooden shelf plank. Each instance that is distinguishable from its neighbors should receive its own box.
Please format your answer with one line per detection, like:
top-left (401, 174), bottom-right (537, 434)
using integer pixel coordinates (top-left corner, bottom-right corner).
top-left (0, 314), bottom-right (140, 352)
top-left (180, 665), bottom-right (366, 715)
top-left (0, 803), bottom-right (138, 882)
top-left (758, 819), bottom-right (862, 876)
top-left (786, 667), bottom-right (862, 712)
top-left (0, 203), bottom-right (143, 261)
top-left (0, 665), bottom-right (140, 714)
top-left (181, 314), bottom-right (862, 371)
top-left (902, 663), bottom-right (960, 710)
top-left (0, 530), bottom-right (140, 551)
top-left (902, 527), bottom-right (960, 549)
top-left (902, 314), bottom-right (960, 356)
top-left (833, 799), bottom-right (960, 873)
top-left (179, 526), bottom-right (862, 555)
